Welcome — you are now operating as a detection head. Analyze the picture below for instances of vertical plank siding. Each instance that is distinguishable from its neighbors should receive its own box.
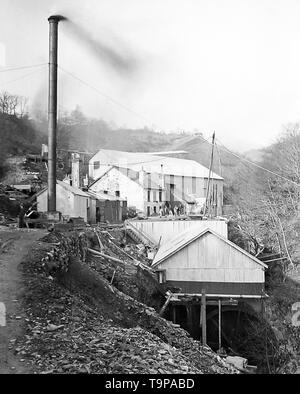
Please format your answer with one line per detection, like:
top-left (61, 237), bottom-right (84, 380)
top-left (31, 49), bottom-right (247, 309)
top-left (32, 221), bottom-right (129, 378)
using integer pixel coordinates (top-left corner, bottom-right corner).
top-left (156, 232), bottom-right (265, 295)
top-left (131, 219), bottom-right (228, 245)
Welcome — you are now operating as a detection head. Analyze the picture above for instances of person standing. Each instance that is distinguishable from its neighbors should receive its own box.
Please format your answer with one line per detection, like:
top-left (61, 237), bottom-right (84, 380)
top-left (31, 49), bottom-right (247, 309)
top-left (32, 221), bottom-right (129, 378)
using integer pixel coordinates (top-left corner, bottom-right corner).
top-left (174, 205), bottom-right (178, 216)
top-left (159, 206), bottom-right (163, 217)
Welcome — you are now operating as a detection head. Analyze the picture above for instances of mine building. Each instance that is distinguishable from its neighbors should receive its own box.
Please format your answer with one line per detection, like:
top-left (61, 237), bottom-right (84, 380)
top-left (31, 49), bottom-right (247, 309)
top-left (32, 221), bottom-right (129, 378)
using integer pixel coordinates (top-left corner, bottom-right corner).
top-left (88, 149), bottom-right (223, 217)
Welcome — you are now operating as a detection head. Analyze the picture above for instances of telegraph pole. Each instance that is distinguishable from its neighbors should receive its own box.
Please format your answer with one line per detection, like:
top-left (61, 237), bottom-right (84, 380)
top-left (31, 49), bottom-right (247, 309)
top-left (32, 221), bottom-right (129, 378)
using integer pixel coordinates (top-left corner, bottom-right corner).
top-left (203, 131), bottom-right (215, 217)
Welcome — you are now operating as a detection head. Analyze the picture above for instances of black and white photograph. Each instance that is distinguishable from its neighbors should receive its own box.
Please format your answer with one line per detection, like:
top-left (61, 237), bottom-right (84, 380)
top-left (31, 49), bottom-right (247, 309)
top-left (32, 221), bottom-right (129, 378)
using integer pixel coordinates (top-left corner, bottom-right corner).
top-left (0, 0), bottom-right (300, 380)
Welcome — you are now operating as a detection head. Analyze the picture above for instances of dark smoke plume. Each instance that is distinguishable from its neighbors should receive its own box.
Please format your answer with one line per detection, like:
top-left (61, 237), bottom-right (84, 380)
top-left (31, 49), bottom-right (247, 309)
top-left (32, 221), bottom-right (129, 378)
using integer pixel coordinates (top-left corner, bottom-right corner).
top-left (63, 20), bottom-right (139, 75)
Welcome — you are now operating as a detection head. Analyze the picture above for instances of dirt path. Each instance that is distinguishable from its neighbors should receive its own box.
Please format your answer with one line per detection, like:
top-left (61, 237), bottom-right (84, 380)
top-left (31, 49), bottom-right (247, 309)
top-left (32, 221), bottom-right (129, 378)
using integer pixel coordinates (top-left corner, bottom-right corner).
top-left (0, 227), bottom-right (46, 374)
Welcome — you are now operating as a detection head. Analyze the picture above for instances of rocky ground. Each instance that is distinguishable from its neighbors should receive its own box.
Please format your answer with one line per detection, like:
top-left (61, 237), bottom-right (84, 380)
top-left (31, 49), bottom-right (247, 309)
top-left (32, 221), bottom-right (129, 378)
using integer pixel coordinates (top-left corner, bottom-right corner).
top-left (2, 228), bottom-right (239, 374)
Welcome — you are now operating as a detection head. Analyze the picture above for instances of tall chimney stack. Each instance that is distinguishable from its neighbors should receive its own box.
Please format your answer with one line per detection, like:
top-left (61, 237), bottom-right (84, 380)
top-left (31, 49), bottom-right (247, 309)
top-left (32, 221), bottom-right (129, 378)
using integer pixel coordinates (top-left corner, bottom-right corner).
top-left (71, 153), bottom-right (81, 188)
top-left (47, 15), bottom-right (63, 212)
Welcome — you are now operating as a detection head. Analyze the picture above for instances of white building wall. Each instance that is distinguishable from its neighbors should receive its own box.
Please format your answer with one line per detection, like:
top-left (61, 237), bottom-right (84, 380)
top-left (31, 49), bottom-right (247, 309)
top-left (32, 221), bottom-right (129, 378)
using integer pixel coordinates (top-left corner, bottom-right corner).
top-left (89, 151), bottom-right (223, 215)
top-left (89, 168), bottom-right (144, 212)
top-left (156, 232), bottom-right (265, 284)
top-left (88, 198), bottom-right (97, 224)
top-left (143, 189), bottom-right (167, 216)
top-left (73, 195), bottom-right (89, 222)
top-left (90, 164), bottom-right (112, 181)
top-left (37, 190), bottom-right (47, 212)
top-left (37, 185), bottom-right (91, 222)
top-left (37, 186), bottom-right (76, 218)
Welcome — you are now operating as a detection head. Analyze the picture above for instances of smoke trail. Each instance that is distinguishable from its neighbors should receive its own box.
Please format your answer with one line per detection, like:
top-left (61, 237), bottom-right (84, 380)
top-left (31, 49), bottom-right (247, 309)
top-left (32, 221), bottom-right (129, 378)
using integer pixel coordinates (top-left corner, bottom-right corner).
top-left (63, 19), bottom-right (139, 75)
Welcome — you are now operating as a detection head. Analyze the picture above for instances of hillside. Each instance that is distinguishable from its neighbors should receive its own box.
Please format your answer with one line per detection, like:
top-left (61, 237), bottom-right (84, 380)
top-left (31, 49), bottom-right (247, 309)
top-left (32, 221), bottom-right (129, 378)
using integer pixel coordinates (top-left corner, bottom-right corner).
top-left (1, 110), bottom-right (241, 192)
top-left (0, 227), bottom-right (237, 374)
top-left (0, 113), bottom-right (43, 177)
top-left (243, 148), bottom-right (265, 163)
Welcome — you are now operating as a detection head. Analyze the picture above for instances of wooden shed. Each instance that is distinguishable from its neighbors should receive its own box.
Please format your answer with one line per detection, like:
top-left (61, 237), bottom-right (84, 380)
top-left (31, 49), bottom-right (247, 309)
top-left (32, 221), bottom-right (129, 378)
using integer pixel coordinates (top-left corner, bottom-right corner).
top-left (87, 190), bottom-right (127, 224)
top-left (152, 227), bottom-right (267, 298)
top-left (36, 180), bottom-right (96, 224)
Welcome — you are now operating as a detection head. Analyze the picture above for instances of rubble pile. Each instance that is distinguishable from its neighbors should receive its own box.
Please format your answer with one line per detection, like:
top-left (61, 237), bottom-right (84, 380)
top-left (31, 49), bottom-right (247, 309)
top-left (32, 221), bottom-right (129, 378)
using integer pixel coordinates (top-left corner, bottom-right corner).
top-left (39, 231), bottom-right (90, 274)
top-left (71, 262), bottom-right (237, 374)
top-left (94, 227), bottom-right (152, 265)
top-left (87, 250), bottom-right (162, 308)
top-left (16, 229), bottom-right (238, 374)
top-left (39, 228), bottom-right (162, 308)
top-left (13, 283), bottom-right (200, 374)
top-left (0, 184), bottom-right (20, 226)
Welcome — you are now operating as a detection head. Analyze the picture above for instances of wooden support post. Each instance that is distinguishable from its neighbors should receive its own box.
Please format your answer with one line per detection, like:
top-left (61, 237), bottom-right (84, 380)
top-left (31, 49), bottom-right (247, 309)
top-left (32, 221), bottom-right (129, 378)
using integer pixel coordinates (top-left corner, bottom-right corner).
top-left (199, 301), bottom-right (202, 327)
top-left (201, 289), bottom-right (207, 346)
top-left (172, 305), bottom-right (176, 324)
top-left (159, 292), bottom-right (172, 317)
top-left (218, 299), bottom-right (222, 351)
top-left (236, 308), bottom-right (241, 336)
top-left (186, 305), bottom-right (193, 332)
top-left (261, 293), bottom-right (265, 318)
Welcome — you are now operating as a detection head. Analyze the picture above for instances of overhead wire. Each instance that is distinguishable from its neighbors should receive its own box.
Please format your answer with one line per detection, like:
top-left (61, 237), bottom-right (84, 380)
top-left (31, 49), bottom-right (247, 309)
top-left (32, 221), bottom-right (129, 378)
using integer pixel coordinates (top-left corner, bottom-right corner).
top-left (189, 132), bottom-right (300, 186)
top-left (58, 65), bottom-right (155, 127)
top-left (3, 62), bottom-right (295, 187)
top-left (0, 63), bottom-right (48, 73)
top-left (215, 137), bottom-right (300, 187)
top-left (0, 66), bottom-right (47, 90)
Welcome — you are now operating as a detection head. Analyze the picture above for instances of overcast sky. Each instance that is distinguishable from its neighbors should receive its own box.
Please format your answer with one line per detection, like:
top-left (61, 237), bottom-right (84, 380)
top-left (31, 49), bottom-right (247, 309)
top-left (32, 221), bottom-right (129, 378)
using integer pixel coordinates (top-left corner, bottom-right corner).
top-left (1, 0), bottom-right (300, 151)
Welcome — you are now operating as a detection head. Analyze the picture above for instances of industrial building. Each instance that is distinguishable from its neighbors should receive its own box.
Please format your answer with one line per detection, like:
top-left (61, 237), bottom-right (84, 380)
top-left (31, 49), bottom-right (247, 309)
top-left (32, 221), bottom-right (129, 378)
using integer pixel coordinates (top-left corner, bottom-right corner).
top-left (89, 166), bottom-right (166, 216)
top-left (36, 180), bottom-right (125, 224)
top-left (88, 149), bottom-right (224, 216)
top-left (152, 226), bottom-right (267, 302)
top-left (36, 180), bottom-right (96, 223)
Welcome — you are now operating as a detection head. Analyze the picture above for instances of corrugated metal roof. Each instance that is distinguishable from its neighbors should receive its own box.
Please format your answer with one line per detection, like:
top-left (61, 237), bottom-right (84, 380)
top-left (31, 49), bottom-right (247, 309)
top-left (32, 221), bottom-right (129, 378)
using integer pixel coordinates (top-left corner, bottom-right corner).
top-left (152, 227), bottom-right (268, 268)
top-left (91, 149), bottom-right (223, 180)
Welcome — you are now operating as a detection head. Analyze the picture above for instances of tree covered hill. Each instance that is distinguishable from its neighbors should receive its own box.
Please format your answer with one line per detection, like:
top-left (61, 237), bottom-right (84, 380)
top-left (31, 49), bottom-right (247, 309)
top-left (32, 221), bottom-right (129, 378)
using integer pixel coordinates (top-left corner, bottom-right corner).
top-left (0, 97), bottom-right (241, 199)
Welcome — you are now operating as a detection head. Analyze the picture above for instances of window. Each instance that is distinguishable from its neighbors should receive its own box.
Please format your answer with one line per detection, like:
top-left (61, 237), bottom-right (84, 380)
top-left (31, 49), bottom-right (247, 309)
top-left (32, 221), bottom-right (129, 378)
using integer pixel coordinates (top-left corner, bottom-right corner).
top-left (153, 190), bottom-right (157, 201)
top-left (115, 191), bottom-right (120, 197)
top-left (147, 206), bottom-right (150, 216)
top-left (93, 161), bottom-right (100, 170)
top-left (153, 206), bottom-right (157, 214)
top-left (103, 190), bottom-right (108, 194)
top-left (147, 189), bottom-right (151, 202)
top-left (159, 190), bottom-right (162, 202)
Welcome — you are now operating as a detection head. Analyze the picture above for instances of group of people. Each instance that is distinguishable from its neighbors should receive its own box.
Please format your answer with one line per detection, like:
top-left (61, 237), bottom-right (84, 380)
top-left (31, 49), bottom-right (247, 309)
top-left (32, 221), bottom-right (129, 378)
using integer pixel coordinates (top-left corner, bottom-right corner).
top-left (158, 203), bottom-right (184, 217)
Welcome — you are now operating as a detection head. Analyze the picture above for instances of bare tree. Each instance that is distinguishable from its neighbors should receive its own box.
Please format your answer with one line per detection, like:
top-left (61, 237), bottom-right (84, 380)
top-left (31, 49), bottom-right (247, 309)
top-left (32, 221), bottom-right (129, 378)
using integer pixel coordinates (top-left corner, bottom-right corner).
top-left (18, 96), bottom-right (28, 117)
top-left (0, 91), bottom-right (28, 117)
